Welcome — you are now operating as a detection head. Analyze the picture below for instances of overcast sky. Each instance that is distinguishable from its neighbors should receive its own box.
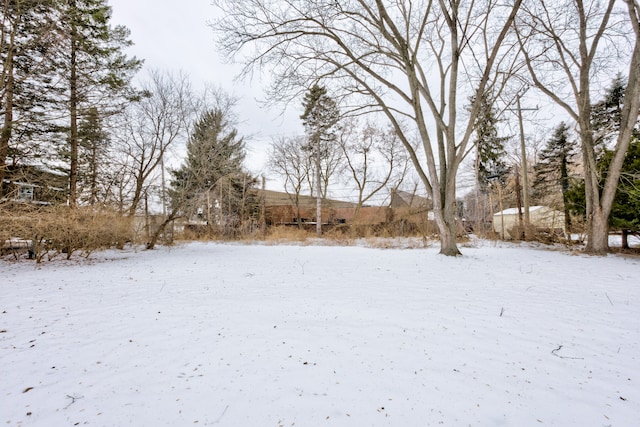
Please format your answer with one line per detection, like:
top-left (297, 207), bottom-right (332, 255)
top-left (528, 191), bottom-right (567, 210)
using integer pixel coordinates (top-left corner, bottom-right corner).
top-left (108, 0), bottom-right (302, 181)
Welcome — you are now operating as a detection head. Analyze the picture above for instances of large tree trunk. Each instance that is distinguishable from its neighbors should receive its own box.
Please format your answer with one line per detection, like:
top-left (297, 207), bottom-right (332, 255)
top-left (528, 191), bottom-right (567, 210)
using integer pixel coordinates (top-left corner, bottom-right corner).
top-left (435, 178), bottom-right (461, 256)
top-left (587, 207), bottom-right (609, 254)
top-left (90, 144), bottom-right (98, 205)
top-left (147, 213), bottom-right (178, 250)
top-left (68, 1), bottom-right (79, 208)
top-left (438, 219), bottom-right (461, 256)
top-left (0, 47), bottom-right (13, 198)
top-left (128, 175), bottom-right (145, 217)
top-left (585, 4), bottom-right (640, 254)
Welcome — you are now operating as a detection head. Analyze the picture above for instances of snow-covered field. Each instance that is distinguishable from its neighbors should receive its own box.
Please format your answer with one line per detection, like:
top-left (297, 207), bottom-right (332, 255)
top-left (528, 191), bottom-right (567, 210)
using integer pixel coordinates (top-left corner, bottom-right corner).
top-left (1, 241), bottom-right (639, 426)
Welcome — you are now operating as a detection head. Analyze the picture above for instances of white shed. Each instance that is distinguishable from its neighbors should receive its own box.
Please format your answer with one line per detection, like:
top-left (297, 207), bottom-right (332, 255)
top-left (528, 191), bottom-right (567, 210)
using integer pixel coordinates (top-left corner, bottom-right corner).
top-left (493, 206), bottom-right (565, 239)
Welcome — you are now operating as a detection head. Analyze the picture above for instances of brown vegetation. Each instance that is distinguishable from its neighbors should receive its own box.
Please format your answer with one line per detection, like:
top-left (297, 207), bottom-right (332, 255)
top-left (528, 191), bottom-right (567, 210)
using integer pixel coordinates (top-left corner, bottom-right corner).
top-left (1, 204), bottom-right (134, 262)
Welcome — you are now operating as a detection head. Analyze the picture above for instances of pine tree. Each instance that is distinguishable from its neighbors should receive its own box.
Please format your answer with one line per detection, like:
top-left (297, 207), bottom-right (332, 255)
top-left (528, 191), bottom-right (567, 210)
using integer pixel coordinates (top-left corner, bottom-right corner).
top-left (301, 85), bottom-right (340, 143)
top-left (567, 76), bottom-right (640, 246)
top-left (300, 84), bottom-right (341, 195)
top-left (55, 0), bottom-right (141, 207)
top-left (593, 76), bottom-right (639, 248)
top-left (596, 133), bottom-right (640, 248)
top-left (567, 134), bottom-right (640, 248)
top-left (472, 93), bottom-right (509, 191)
top-left (533, 122), bottom-right (578, 234)
top-left (591, 74), bottom-right (626, 147)
top-left (77, 106), bottom-right (108, 205)
top-left (1, 0), bottom-right (60, 194)
top-left (300, 84), bottom-right (340, 236)
top-left (170, 109), bottom-right (257, 236)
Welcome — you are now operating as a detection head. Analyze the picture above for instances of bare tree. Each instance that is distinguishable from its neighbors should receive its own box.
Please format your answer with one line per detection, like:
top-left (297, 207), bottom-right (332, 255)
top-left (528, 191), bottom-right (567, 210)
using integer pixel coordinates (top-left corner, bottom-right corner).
top-left (338, 119), bottom-right (409, 220)
top-left (268, 135), bottom-right (312, 226)
top-left (100, 161), bottom-right (135, 214)
top-left (213, 0), bottom-right (523, 255)
top-left (516, 0), bottom-right (640, 254)
top-left (115, 70), bottom-right (197, 217)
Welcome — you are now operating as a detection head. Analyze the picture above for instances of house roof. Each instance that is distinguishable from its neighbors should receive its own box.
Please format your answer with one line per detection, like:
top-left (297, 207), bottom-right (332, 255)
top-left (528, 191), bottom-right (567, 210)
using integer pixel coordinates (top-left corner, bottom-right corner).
top-left (259, 189), bottom-right (359, 209)
top-left (390, 189), bottom-right (432, 209)
top-left (493, 206), bottom-right (547, 216)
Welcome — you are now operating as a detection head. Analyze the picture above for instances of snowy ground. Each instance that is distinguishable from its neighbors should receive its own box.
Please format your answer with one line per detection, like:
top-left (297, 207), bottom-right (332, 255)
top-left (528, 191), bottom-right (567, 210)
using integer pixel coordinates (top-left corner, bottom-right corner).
top-left (1, 240), bottom-right (639, 426)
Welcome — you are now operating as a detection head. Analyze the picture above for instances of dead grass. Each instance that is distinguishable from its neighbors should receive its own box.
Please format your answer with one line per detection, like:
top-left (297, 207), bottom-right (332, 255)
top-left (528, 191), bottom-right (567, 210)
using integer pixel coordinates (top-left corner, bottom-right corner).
top-left (263, 226), bottom-right (314, 243)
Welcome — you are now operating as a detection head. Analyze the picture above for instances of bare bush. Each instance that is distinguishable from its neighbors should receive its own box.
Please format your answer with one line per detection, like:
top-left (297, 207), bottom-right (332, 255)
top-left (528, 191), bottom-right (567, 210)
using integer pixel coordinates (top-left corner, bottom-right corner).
top-left (0, 204), bottom-right (134, 262)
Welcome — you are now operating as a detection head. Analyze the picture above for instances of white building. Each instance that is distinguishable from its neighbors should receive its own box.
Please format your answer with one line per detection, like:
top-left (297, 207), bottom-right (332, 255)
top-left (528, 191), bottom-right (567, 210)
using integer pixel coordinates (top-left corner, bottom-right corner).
top-left (493, 206), bottom-right (565, 239)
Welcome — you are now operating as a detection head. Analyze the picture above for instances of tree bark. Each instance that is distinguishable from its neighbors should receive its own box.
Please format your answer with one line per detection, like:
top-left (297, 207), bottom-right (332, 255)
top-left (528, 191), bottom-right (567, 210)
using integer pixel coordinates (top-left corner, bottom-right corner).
top-left (68, 0), bottom-right (79, 208)
top-left (435, 175), bottom-right (461, 256)
top-left (621, 230), bottom-right (629, 250)
top-left (0, 43), bottom-right (14, 198)
top-left (588, 206), bottom-right (610, 254)
top-left (437, 203), bottom-right (461, 256)
top-left (146, 213), bottom-right (178, 250)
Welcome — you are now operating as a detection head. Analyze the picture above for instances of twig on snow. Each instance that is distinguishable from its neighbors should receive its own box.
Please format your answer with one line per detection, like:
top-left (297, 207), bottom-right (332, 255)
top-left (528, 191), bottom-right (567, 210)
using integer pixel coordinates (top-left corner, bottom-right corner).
top-left (296, 260), bottom-right (308, 275)
top-left (605, 293), bottom-right (614, 306)
top-left (212, 405), bottom-right (229, 424)
top-left (64, 394), bottom-right (84, 409)
top-left (551, 345), bottom-right (584, 360)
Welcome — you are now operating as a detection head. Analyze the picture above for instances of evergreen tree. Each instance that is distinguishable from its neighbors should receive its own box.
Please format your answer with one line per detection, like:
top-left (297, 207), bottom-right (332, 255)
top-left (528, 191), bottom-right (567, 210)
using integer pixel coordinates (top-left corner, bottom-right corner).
top-left (55, 0), bottom-right (141, 207)
top-left (567, 135), bottom-right (640, 248)
top-left (171, 109), bottom-right (257, 236)
top-left (567, 76), bottom-right (640, 247)
top-left (1, 0), bottom-right (60, 194)
top-left (472, 93), bottom-right (509, 191)
top-left (77, 106), bottom-right (108, 205)
top-left (592, 76), bottom-right (639, 248)
top-left (533, 122), bottom-right (578, 234)
top-left (300, 84), bottom-right (341, 198)
top-left (591, 74), bottom-right (626, 147)
top-left (598, 134), bottom-right (640, 248)
top-left (300, 84), bottom-right (341, 236)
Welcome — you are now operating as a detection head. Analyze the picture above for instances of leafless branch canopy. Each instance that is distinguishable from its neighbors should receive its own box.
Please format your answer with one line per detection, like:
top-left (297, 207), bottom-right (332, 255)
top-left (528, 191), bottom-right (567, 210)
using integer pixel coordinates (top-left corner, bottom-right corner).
top-left (213, 0), bottom-right (523, 254)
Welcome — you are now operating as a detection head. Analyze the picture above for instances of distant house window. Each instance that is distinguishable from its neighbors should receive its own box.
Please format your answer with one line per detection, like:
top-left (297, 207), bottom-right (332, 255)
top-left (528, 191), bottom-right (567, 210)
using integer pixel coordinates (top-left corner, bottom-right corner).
top-left (18, 185), bottom-right (34, 201)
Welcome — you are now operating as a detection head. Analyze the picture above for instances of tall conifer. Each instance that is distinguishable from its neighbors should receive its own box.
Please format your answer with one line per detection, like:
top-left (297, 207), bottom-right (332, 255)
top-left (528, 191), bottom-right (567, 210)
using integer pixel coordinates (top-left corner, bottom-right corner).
top-left (533, 122), bottom-right (577, 233)
top-left (55, 0), bottom-right (141, 206)
top-left (472, 93), bottom-right (509, 192)
top-left (1, 0), bottom-right (59, 194)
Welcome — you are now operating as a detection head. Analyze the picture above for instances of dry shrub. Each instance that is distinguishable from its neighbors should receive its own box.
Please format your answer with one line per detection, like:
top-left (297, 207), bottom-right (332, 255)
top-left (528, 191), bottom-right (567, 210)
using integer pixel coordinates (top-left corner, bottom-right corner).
top-left (178, 224), bottom-right (211, 241)
top-left (320, 227), bottom-right (356, 246)
top-left (325, 221), bottom-right (428, 239)
top-left (264, 226), bottom-right (312, 242)
top-left (477, 229), bottom-right (501, 240)
top-left (0, 204), bottom-right (133, 262)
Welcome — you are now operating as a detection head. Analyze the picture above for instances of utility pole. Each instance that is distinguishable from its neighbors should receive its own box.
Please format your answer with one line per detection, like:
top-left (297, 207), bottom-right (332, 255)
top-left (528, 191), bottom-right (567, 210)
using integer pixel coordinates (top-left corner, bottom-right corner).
top-left (506, 87), bottom-right (538, 240)
top-left (517, 93), bottom-right (530, 239)
top-left (260, 175), bottom-right (266, 237)
top-left (315, 137), bottom-right (322, 237)
top-left (514, 169), bottom-right (524, 239)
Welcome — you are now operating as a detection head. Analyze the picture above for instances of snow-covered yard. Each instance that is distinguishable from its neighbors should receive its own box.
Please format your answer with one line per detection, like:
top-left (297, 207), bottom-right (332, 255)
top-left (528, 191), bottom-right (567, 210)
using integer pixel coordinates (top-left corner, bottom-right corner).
top-left (1, 241), bottom-right (639, 426)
